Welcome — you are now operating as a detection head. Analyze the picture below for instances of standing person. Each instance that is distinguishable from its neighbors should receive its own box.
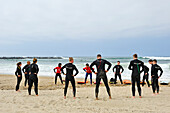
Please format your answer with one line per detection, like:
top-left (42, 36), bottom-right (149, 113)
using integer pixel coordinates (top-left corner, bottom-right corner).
top-left (90, 54), bottom-right (112, 100)
top-left (22, 61), bottom-right (31, 87)
top-left (61, 57), bottom-right (79, 99)
top-left (142, 65), bottom-right (150, 87)
top-left (28, 58), bottom-right (39, 96)
top-left (83, 63), bottom-right (93, 85)
top-left (128, 54), bottom-right (144, 98)
top-left (113, 61), bottom-right (124, 84)
top-left (15, 62), bottom-right (22, 92)
top-left (151, 59), bottom-right (163, 95)
top-left (53, 63), bottom-right (63, 85)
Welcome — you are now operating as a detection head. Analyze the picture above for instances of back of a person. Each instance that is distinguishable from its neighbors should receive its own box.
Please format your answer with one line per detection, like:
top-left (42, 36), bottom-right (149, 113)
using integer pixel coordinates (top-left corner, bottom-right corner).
top-left (131, 59), bottom-right (143, 75)
top-left (30, 63), bottom-right (38, 76)
top-left (65, 63), bottom-right (75, 78)
top-left (95, 59), bottom-right (106, 73)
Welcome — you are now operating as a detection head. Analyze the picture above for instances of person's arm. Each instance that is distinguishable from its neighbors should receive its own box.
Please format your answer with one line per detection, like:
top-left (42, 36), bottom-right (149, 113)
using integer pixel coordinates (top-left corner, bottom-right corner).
top-left (158, 66), bottom-right (163, 77)
top-left (60, 65), bottom-right (66, 75)
top-left (74, 65), bottom-right (79, 76)
top-left (121, 66), bottom-right (124, 73)
top-left (83, 67), bottom-right (86, 72)
top-left (113, 66), bottom-right (116, 72)
top-left (22, 65), bottom-right (26, 73)
top-left (15, 67), bottom-right (18, 76)
top-left (54, 67), bottom-right (57, 73)
top-left (90, 61), bottom-right (96, 73)
top-left (140, 62), bottom-right (144, 73)
top-left (36, 65), bottom-right (39, 74)
top-left (105, 60), bottom-right (112, 71)
top-left (128, 61), bottom-right (133, 70)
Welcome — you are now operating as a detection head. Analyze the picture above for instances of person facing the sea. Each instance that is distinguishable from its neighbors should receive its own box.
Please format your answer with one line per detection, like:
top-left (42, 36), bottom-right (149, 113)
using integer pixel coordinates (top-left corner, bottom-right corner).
top-left (128, 54), bottom-right (144, 98)
top-left (151, 59), bottom-right (163, 95)
top-left (28, 58), bottom-right (39, 96)
top-left (15, 62), bottom-right (22, 92)
top-left (83, 63), bottom-right (93, 85)
top-left (113, 61), bottom-right (124, 84)
top-left (90, 54), bottom-right (112, 100)
top-left (61, 57), bottom-right (79, 99)
top-left (53, 63), bottom-right (63, 85)
top-left (142, 65), bottom-right (150, 87)
top-left (22, 61), bottom-right (31, 87)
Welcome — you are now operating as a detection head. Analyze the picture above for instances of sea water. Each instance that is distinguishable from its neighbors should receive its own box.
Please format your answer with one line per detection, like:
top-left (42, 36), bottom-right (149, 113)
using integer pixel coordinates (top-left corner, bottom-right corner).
top-left (0, 56), bottom-right (170, 82)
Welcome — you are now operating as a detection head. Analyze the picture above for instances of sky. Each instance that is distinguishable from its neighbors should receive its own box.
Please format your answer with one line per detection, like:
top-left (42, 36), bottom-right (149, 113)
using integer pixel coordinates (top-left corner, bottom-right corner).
top-left (0, 0), bottom-right (170, 57)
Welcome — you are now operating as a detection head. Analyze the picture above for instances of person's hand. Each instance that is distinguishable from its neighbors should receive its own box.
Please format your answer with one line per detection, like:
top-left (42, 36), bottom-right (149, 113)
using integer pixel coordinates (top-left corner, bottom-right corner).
top-left (158, 77), bottom-right (160, 79)
top-left (25, 72), bottom-right (27, 74)
top-left (18, 75), bottom-right (21, 77)
top-left (120, 72), bottom-right (122, 74)
top-left (34, 73), bottom-right (37, 75)
top-left (94, 72), bottom-right (97, 74)
top-left (64, 74), bottom-right (66, 75)
top-left (145, 73), bottom-right (147, 75)
top-left (72, 75), bottom-right (75, 77)
top-left (105, 70), bottom-right (108, 73)
top-left (114, 72), bottom-right (116, 74)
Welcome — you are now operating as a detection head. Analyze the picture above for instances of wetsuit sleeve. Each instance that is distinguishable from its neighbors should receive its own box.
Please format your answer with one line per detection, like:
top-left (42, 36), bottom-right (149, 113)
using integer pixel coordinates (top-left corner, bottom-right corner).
top-left (105, 60), bottom-right (112, 71)
top-left (22, 65), bottom-right (26, 73)
top-left (113, 66), bottom-right (116, 72)
top-left (90, 61), bottom-right (96, 73)
top-left (15, 67), bottom-right (18, 76)
top-left (36, 65), bottom-right (39, 74)
top-left (121, 66), bottom-right (124, 73)
top-left (140, 62), bottom-right (144, 73)
top-left (158, 66), bottom-right (163, 77)
top-left (128, 61), bottom-right (133, 70)
top-left (146, 66), bottom-right (149, 72)
top-left (74, 65), bottom-right (79, 76)
top-left (83, 67), bottom-right (86, 72)
top-left (60, 65), bottom-right (66, 75)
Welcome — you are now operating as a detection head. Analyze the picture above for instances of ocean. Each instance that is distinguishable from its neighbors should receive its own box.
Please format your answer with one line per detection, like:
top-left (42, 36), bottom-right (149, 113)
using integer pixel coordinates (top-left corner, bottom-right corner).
top-left (0, 56), bottom-right (170, 82)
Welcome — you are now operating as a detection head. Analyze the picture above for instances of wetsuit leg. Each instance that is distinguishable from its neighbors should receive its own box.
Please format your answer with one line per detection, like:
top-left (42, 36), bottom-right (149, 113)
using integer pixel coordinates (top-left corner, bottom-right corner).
top-left (114, 74), bottom-right (117, 84)
top-left (146, 75), bottom-right (150, 87)
top-left (28, 78), bottom-right (33, 95)
top-left (90, 73), bottom-right (92, 84)
top-left (84, 73), bottom-right (88, 84)
top-left (136, 77), bottom-right (141, 96)
top-left (156, 79), bottom-right (159, 93)
top-left (118, 74), bottom-right (123, 84)
top-left (55, 74), bottom-right (58, 84)
top-left (152, 78), bottom-right (156, 93)
top-left (25, 74), bottom-right (29, 86)
top-left (16, 77), bottom-right (22, 91)
top-left (131, 77), bottom-right (136, 96)
top-left (102, 76), bottom-right (111, 96)
top-left (95, 77), bottom-right (101, 98)
top-left (142, 75), bottom-right (145, 86)
top-left (58, 74), bottom-right (63, 84)
top-left (64, 78), bottom-right (69, 96)
top-left (33, 77), bottom-right (38, 95)
top-left (70, 78), bottom-right (76, 97)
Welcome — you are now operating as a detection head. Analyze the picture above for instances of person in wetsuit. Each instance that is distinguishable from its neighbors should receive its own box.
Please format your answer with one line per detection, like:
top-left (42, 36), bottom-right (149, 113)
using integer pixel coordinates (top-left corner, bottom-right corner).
top-left (22, 61), bottom-right (31, 87)
top-left (15, 62), bottom-right (22, 92)
top-left (142, 65), bottom-right (150, 87)
top-left (128, 54), bottom-right (144, 98)
top-left (83, 63), bottom-right (93, 85)
top-left (151, 59), bottom-right (163, 95)
top-left (54, 63), bottom-right (63, 85)
top-left (90, 54), bottom-right (112, 100)
top-left (113, 61), bottom-right (124, 84)
top-left (60, 57), bottom-right (79, 99)
top-left (28, 58), bottom-right (39, 96)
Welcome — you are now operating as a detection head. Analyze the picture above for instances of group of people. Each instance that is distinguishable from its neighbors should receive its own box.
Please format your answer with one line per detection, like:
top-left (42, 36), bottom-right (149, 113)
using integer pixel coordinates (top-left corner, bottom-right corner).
top-left (15, 54), bottom-right (163, 99)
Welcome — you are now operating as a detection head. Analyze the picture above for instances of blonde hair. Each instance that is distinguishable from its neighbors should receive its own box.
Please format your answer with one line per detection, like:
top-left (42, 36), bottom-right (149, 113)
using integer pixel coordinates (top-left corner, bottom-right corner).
top-left (33, 58), bottom-right (37, 63)
top-left (69, 57), bottom-right (73, 62)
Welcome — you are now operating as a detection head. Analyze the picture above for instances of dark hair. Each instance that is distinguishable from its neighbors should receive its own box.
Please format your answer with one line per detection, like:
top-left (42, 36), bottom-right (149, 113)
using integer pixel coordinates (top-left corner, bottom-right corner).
top-left (153, 59), bottom-right (157, 63)
top-left (148, 59), bottom-right (153, 62)
top-left (17, 62), bottom-right (22, 66)
top-left (97, 54), bottom-right (101, 57)
top-left (69, 57), bottom-right (73, 61)
top-left (86, 63), bottom-right (89, 66)
top-left (33, 58), bottom-right (37, 63)
top-left (117, 61), bottom-right (120, 63)
top-left (133, 54), bottom-right (138, 58)
top-left (58, 63), bottom-right (62, 67)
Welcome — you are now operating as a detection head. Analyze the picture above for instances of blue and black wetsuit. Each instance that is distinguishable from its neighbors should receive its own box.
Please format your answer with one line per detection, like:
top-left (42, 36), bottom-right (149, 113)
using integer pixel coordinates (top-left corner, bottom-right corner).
top-left (90, 59), bottom-right (112, 98)
top-left (61, 63), bottom-right (79, 97)
top-left (15, 66), bottom-right (22, 91)
top-left (113, 65), bottom-right (124, 84)
top-left (128, 59), bottom-right (144, 96)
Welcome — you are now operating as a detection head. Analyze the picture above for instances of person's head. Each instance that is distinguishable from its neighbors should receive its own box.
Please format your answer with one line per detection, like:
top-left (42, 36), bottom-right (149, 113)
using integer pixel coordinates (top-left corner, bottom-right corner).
top-left (27, 61), bottom-right (31, 65)
top-left (97, 54), bottom-right (102, 59)
top-left (58, 63), bottom-right (62, 67)
top-left (17, 62), bottom-right (22, 67)
top-left (117, 61), bottom-right (120, 65)
top-left (33, 58), bottom-right (37, 64)
top-left (148, 59), bottom-right (153, 64)
top-left (69, 57), bottom-right (74, 63)
top-left (133, 54), bottom-right (138, 60)
top-left (86, 63), bottom-right (89, 67)
top-left (153, 59), bottom-right (157, 64)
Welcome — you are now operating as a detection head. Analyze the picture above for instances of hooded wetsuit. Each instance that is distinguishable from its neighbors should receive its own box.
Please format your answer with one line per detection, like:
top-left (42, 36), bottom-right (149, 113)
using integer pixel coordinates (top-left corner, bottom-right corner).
top-left (15, 66), bottom-right (22, 91)
top-left (54, 67), bottom-right (63, 84)
top-left (28, 63), bottom-right (39, 95)
top-left (61, 63), bottom-right (79, 97)
top-left (142, 65), bottom-right (150, 87)
top-left (151, 64), bottom-right (163, 93)
top-left (22, 64), bottom-right (31, 86)
top-left (90, 59), bottom-right (112, 98)
top-left (113, 65), bottom-right (124, 84)
top-left (128, 59), bottom-right (144, 96)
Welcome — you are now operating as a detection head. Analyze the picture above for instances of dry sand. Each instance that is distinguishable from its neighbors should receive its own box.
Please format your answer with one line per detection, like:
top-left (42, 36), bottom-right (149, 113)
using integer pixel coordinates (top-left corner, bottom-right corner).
top-left (0, 74), bottom-right (170, 113)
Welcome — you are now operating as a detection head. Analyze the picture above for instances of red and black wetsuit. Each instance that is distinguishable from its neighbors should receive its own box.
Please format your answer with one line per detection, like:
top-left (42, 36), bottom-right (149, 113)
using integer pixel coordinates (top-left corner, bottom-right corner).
top-left (54, 67), bottom-right (63, 84)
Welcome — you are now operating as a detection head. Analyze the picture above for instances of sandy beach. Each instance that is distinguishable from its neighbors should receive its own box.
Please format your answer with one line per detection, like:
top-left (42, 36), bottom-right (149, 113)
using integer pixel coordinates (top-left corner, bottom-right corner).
top-left (0, 74), bottom-right (170, 113)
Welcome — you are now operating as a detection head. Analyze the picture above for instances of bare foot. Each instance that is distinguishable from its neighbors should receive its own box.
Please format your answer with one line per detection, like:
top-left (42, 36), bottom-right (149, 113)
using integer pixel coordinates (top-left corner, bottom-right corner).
top-left (139, 96), bottom-right (142, 98)
top-left (73, 97), bottom-right (76, 99)
top-left (16, 90), bottom-right (20, 92)
top-left (152, 93), bottom-right (156, 96)
top-left (156, 93), bottom-right (159, 95)
top-left (64, 96), bottom-right (66, 99)
top-left (109, 96), bottom-right (112, 99)
top-left (132, 96), bottom-right (135, 98)
top-left (96, 97), bottom-right (99, 100)
top-left (36, 95), bottom-right (39, 96)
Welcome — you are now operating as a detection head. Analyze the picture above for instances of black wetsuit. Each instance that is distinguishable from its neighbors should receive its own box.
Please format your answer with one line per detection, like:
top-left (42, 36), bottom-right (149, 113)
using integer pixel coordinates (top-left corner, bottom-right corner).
top-left (28, 63), bottom-right (39, 95)
top-left (15, 66), bottom-right (22, 91)
top-left (22, 64), bottom-right (31, 86)
top-left (142, 65), bottom-right (150, 87)
top-left (113, 65), bottom-right (124, 84)
top-left (128, 59), bottom-right (144, 96)
top-left (90, 59), bottom-right (112, 98)
top-left (151, 64), bottom-right (163, 93)
top-left (61, 63), bottom-right (79, 97)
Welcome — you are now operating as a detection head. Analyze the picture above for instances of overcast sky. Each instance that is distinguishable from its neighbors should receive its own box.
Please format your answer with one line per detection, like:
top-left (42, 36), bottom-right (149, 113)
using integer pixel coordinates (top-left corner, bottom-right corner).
top-left (0, 0), bottom-right (170, 57)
